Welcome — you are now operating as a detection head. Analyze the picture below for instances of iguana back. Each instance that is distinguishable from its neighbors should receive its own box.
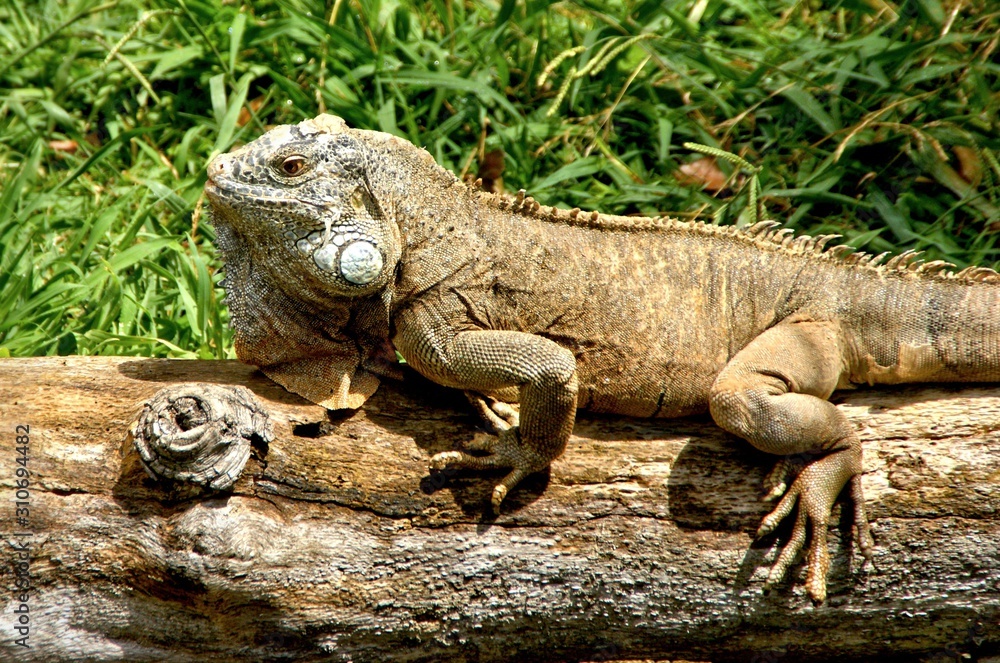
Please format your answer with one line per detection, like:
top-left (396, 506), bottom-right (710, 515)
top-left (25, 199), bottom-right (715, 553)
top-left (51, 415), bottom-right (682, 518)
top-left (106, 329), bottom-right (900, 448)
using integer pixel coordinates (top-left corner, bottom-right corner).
top-left (391, 182), bottom-right (1000, 414)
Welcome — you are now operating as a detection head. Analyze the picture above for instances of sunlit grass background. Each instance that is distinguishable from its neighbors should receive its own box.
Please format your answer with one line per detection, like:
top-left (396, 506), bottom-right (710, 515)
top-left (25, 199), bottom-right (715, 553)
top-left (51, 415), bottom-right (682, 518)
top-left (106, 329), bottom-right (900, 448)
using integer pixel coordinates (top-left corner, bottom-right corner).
top-left (1, 0), bottom-right (998, 358)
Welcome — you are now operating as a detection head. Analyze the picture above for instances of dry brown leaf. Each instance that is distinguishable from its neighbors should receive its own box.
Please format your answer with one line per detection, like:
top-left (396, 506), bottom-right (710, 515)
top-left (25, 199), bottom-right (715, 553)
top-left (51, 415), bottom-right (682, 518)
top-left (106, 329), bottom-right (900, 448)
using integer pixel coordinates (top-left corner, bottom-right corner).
top-left (953, 145), bottom-right (982, 186)
top-left (675, 157), bottom-right (728, 192)
top-left (476, 149), bottom-right (505, 193)
top-left (48, 139), bottom-right (79, 154)
top-left (237, 96), bottom-right (266, 128)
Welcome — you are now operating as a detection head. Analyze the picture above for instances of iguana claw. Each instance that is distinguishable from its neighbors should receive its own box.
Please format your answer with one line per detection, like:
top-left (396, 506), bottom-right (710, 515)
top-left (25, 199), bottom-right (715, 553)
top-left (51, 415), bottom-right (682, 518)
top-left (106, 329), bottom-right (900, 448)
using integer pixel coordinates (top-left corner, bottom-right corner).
top-left (762, 457), bottom-right (797, 502)
top-left (429, 451), bottom-right (464, 471)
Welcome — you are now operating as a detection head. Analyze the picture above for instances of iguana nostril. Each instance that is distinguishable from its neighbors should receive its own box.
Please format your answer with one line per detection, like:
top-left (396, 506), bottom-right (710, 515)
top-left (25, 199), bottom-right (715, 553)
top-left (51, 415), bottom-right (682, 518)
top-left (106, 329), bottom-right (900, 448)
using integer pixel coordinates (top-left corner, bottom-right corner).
top-left (207, 155), bottom-right (228, 180)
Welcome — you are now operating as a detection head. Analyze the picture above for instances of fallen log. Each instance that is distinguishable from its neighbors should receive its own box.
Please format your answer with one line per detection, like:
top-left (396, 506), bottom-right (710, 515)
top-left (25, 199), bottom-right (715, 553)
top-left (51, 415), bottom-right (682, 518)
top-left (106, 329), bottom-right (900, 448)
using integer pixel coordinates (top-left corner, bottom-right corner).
top-left (0, 356), bottom-right (998, 662)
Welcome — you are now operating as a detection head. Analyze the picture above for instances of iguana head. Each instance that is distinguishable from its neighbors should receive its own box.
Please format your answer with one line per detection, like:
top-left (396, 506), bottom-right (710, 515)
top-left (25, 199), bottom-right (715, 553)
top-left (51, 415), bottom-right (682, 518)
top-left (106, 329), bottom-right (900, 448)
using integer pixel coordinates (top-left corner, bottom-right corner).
top-left (205, 115), bottom-right (403, 410)
top-left (206, 114), bottom-right (401, 295)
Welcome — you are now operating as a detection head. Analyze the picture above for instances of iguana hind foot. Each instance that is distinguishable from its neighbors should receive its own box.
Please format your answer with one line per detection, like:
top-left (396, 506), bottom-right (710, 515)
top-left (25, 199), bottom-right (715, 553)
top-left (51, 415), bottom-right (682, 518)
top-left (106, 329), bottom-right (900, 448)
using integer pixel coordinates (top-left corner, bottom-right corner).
top-left (755, 441), bottom-right (870, 602)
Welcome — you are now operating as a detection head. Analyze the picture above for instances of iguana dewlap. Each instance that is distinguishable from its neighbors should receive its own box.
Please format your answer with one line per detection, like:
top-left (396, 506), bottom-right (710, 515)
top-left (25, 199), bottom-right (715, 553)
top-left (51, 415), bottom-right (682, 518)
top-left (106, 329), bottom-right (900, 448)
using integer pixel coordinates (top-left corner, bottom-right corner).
top-left (205, 114), bottom-right (1000, 603)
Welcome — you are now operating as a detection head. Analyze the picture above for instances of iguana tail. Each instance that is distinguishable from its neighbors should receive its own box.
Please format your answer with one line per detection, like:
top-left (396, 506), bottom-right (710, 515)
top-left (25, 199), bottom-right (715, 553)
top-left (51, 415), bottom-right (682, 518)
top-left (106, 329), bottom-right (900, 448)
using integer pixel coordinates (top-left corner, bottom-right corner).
top-left (844, 273), bottom-right (1000, 385)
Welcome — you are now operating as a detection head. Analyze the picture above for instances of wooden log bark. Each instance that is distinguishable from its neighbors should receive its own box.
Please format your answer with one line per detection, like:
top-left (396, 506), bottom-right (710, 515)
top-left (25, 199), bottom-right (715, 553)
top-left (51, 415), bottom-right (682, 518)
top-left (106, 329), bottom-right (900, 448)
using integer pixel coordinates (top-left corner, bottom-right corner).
top-left (1, 356), bottom-right (998, 662)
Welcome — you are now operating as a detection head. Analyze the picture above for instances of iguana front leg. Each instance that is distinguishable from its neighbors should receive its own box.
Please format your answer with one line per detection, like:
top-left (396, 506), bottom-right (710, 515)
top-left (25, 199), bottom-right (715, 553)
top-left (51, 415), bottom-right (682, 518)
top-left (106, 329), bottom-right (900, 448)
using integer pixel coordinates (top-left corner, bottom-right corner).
top-left (395, 321), bottom-right (578, 513)
top-left (708, 317), bottom-right (875, 602)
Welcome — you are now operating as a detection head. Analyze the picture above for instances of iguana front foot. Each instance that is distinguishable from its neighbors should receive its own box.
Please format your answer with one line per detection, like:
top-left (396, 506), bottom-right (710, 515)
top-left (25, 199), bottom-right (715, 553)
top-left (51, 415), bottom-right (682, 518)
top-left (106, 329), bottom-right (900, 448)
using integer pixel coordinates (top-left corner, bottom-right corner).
top-left (755, 443), bottom-right (873, 603)
top-left (430, 426), bottom-right (549, 514)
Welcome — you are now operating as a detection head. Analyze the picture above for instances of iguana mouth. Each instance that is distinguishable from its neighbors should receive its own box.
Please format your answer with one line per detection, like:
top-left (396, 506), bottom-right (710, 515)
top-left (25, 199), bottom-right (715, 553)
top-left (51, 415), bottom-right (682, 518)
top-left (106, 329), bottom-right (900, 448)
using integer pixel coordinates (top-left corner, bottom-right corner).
top-left (205, 178), bottom-right (322, 209)
top-left (203, 178), bottom-right (223, 199)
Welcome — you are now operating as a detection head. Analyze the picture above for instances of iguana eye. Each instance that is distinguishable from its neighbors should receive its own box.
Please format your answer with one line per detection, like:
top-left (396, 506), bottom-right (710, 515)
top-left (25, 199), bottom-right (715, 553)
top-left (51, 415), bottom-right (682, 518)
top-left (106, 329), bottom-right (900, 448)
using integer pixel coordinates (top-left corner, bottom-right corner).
top-left (280, 155), bottom-right (307, 176)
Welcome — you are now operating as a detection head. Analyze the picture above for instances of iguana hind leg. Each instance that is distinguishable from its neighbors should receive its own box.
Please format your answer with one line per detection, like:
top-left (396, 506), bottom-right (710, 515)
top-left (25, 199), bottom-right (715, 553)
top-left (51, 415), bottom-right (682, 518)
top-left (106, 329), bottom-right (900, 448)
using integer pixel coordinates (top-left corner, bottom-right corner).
top-left (708, 317), bottom-right (874, 602)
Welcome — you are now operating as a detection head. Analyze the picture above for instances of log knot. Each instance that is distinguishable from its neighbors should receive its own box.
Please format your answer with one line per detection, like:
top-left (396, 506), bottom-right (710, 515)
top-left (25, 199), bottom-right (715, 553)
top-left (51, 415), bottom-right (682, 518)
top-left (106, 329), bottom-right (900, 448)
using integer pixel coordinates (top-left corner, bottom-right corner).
top-left (128, 384), bottom-right (273, 490)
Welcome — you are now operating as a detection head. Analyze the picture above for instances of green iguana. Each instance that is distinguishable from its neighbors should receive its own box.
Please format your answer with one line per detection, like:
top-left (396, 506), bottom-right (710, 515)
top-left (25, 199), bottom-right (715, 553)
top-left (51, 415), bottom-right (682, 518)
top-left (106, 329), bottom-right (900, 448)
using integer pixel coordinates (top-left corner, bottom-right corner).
top-left (205, 114), bottom-right (1000, 603)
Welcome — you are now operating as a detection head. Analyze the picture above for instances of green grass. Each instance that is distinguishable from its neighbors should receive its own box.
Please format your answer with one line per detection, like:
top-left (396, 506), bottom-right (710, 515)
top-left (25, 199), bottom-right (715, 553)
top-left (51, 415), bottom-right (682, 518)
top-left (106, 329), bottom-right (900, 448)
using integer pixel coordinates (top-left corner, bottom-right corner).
top-left (1, 0), bottom-right (998, 357)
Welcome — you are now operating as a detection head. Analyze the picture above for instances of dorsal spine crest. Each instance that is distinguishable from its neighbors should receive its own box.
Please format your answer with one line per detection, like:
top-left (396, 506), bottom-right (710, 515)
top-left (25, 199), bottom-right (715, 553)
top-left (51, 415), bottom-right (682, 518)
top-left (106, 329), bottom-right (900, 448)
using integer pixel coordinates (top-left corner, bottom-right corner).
top-left (469, 184), bottom-right (999, 285)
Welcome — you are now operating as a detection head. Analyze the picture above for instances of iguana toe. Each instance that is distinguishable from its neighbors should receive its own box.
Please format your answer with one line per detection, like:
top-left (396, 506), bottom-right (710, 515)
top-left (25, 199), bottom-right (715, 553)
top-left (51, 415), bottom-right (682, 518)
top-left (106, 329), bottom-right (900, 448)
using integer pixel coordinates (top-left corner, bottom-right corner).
top-left (491, 402), bottom-right (519, 428)
top-left (763, 507), bottom-right (807, 591)
top-left (762, 457), bottom-right (797, 502)
top-left (850, 475), bottom-right (875, 561)
top-left (491, 466), bottom-right (533, 513)
top-left (756, 485), bottom-right (799, 539)
top-left (805, 529), bottom-right (831, 603)
top-left (491, 484), bottom-right (509, 513)
top-left (430, 449), bottom-right (508, 471)
top-left (430, 450), bottom-right (465, 471)
top-left (465, 392), bottom-right (520, 434)
top-left (763, 483), bottom-right (787, 502)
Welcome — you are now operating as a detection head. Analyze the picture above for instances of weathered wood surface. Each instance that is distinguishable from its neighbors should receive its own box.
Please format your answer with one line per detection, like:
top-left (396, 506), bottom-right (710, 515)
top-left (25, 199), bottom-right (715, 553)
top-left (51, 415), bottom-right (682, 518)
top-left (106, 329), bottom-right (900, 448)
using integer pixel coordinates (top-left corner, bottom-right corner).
top-left (0, 356), bottom-right (998, 662)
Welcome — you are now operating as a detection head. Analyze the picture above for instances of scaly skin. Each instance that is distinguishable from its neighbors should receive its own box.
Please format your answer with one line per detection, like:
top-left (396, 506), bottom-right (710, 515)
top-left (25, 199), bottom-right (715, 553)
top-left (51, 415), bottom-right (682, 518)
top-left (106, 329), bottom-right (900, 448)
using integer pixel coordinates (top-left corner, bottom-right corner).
top-left (205, 114), bottom-right (1000, 603)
